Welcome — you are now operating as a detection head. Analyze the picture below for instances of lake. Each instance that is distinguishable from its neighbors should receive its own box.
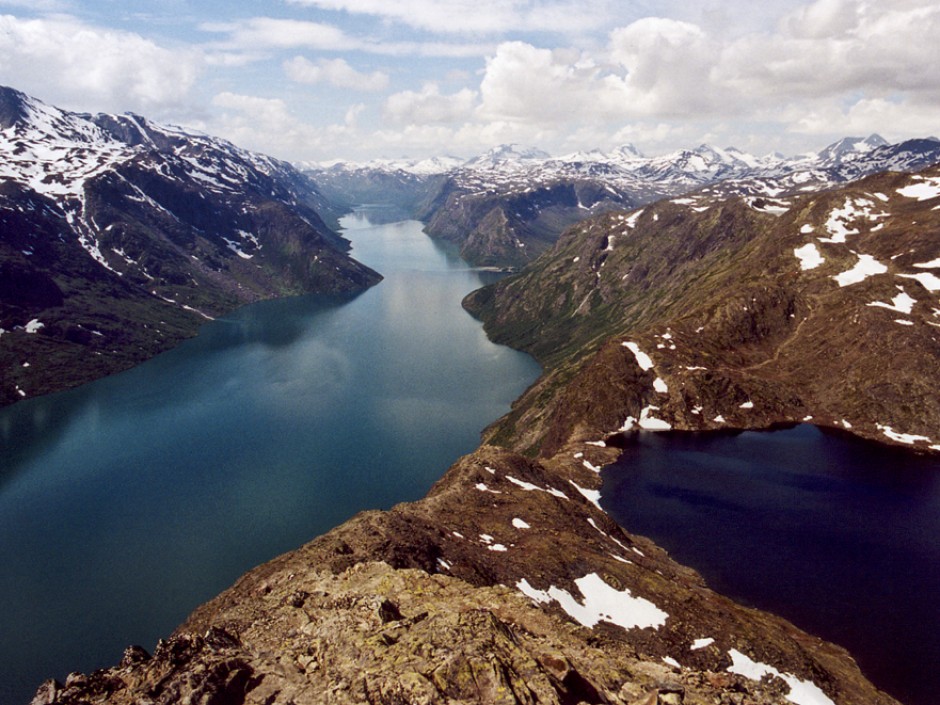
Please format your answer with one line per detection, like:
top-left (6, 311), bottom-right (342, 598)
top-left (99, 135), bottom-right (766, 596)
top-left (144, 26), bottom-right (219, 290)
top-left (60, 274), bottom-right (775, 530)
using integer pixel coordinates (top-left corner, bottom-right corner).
top-left (0, 208), bottom-right (541, 702)
top-left (601, 425), bottom-right (940, 705)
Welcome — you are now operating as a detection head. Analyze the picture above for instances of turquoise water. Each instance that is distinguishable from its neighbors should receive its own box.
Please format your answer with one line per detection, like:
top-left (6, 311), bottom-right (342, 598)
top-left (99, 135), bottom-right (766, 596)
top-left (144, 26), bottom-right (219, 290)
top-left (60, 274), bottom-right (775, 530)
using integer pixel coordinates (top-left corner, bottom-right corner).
top-left (0, 209), bottom-right (541, 702)
top-left (602, 426), bottom-right (940, 705)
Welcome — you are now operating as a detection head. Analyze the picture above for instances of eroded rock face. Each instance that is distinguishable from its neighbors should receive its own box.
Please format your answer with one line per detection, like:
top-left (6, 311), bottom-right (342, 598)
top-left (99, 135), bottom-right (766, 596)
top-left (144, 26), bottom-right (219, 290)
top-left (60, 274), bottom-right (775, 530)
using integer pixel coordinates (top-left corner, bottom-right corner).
top-left (40, 446), bottom-right (900, 705)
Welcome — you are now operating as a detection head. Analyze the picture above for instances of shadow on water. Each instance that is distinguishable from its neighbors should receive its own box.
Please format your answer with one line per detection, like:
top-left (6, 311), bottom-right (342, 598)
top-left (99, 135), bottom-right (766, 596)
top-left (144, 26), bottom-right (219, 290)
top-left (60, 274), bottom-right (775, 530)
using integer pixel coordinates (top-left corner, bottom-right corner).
top-left (0, 291), bottom-right (362, 491)
top-left (601, 425), bottom-right (940, 705)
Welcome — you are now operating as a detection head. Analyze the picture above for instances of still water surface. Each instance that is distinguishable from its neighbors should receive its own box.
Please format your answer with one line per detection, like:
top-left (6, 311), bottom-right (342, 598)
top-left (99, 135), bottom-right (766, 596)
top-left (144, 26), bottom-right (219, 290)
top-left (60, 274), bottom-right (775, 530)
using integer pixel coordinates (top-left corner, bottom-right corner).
top-left (0, 209), bottom-right (541, 702)
top-left (602, 425), bottom-right (940, 705)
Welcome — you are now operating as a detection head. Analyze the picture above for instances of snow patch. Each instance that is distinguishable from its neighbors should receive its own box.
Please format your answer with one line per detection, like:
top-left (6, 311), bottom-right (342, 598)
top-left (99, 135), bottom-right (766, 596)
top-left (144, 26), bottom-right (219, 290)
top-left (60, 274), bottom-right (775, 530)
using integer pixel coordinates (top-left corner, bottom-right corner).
top-left (623, 342), bottom-right (654, 371)
top-left (899, 272), bottom-right (940, 292)
top-left (876, 424), bottom-right (931, 445)
top-left (653, 377), bottom-right (669, 394)
top-left (621, 406), bottom-right (672, 431)
top-left (867, 291), bottom-right (916, 314)
top-left (727, 649), bottom-right (835, 705)
top-left (25, 319), bottom-right (44, 334)
top-left (794, 243), bottom-right (824, 271)
top-left (569, 480), bottom-right (602, 511)
top-left (512, 518), bottom-right (531, 530)
top-left (833, 254), bottom-right (887, 287)
top-left (517, 573), bottom-right (668, 631)
top-left (691, 637), bottom-right (715, 650)
top-left (739, 401), bottom-right (754, 409)
top-left (897, 177), bottom-right (940, 201)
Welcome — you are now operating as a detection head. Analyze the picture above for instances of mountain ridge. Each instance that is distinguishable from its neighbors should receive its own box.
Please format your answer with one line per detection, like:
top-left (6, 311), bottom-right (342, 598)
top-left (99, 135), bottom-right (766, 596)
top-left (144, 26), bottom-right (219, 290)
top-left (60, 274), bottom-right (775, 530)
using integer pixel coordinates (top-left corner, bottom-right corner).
top-left (304, 134), bottom-right (940, 268)
top-left (0, 86), bottom-right (380, 406)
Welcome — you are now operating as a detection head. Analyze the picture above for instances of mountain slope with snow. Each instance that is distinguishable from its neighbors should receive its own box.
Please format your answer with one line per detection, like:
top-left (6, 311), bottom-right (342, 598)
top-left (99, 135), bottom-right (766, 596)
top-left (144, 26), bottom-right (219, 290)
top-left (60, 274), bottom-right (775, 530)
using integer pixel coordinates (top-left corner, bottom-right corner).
top-left (305, 135), bottom-right (940, 268)
top-left (466, 165), bottom-right (940, 456)
top-left (0, 86), bottom-right (380, 406)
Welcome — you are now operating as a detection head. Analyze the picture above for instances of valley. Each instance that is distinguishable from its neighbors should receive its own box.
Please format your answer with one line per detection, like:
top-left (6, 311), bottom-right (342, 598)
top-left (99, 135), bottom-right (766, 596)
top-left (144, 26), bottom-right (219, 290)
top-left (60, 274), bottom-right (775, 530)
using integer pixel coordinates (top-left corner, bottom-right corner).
top-left (2, 86), bottom-right (938, 705)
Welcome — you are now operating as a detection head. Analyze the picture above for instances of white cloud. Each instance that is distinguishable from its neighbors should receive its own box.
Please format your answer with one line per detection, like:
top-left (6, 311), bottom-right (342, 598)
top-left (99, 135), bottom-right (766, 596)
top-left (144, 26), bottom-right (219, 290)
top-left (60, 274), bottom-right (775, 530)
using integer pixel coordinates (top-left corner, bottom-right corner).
top-left (284, 56), bottom-right (389, 91)
top-left (202, 16), bottom-right (490, 58)
top-left (383, 83), bottom-right (478, 125)
top-left (284, 0), bottom-right (617, 35)
top-left (211, 91), bottom-right (339, 158)
top-left (200, 17), bottom-right (353, 50)
top-left (478, 42), bottom-right (599, 124)
top-left (0, 14), bottom-right (201, 116)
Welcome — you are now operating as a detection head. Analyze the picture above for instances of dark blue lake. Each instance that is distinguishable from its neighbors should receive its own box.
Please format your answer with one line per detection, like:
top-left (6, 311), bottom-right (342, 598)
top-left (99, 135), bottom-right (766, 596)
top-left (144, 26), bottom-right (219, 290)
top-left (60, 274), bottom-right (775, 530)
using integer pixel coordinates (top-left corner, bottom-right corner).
top-left (0, 210), bottom-right (541, 702)
top-left (601, 425), bottom-right (940, 705)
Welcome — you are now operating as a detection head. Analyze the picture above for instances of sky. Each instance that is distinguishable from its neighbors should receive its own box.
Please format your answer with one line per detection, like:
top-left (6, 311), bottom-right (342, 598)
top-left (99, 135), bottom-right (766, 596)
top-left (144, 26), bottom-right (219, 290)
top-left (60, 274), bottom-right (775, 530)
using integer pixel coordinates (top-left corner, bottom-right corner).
top-left (0, 0), bottom-right (938, 163)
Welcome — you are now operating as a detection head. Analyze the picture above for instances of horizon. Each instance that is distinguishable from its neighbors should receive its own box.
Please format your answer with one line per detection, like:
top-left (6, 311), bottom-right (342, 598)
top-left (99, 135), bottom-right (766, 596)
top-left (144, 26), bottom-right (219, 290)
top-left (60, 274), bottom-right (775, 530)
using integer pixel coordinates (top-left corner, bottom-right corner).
top-left (0, 2), bottom-right (939, 162)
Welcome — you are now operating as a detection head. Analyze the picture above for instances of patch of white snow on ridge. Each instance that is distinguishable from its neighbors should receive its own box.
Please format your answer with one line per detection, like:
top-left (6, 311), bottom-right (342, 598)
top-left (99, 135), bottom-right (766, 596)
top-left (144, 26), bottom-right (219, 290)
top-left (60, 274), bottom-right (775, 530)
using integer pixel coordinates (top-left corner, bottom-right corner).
top-left (794, 243), bottom-right (824, 271)
top-left (800, 224), bottom-right (815, 234)
top-left (876, 424), bottom-right (931, 445)
top-left (475, 482), bottom-right (501, 494)
top-left (867, 291), bottom-right (916, 314)
top-left (833, 254), bottom-right (887, 287)
top-left (516, 573), bottom-right (668, 632)
top-left (913, 257), bottom-right (940, 269)
top-left (506, 475), bottom-right (569, 500)
top-left (512, 518), bottom-right (531, 530)
top-left (662, 656), bottom-right (681, 668)
top-left (569, 480), bottom-right (602, 511)
top-left (25, 319), bottom-right (44, 334)
top-left (897, 177), bottom-right (940, 201)
top-left (740, 401), bottom-right (754, 409)
top-left (582, 459), bottom-right (601, 473)
top-left (621, 406), bottom-right (672, 432)
top-left (691, 638), bottom-right (715, 650)
top-left (653, 377), bottom-right (669, 394)
top-left (899, 272), bottom-right (940, 292)
top-left (624, 210), bottom-right (644, 228)
top-left (727, 650), bottom-right (835, 705)
top-left (622, 342), bottom-right (654, 371)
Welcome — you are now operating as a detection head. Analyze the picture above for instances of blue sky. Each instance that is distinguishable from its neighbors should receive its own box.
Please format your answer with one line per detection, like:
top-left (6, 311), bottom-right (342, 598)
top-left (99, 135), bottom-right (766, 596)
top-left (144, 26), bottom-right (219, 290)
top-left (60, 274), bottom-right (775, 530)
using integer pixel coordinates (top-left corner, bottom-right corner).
top-left (0, 0), bottom-right (938, 162)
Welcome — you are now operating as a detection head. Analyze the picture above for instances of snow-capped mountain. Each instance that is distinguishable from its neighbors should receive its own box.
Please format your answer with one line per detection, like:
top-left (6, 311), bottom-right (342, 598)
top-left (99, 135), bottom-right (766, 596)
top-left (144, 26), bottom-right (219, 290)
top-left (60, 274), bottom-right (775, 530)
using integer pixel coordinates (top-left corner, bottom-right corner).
top-left (0, 86), bottom-right (379, 406)
top-left (304, 134), bottom-right (940, 268)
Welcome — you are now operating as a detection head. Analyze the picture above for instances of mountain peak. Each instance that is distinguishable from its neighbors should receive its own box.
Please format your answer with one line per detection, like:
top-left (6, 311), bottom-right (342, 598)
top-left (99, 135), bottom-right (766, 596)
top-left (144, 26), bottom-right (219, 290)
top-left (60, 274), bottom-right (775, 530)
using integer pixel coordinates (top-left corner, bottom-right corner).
top-left (0, 85), bottom-right (30, 130)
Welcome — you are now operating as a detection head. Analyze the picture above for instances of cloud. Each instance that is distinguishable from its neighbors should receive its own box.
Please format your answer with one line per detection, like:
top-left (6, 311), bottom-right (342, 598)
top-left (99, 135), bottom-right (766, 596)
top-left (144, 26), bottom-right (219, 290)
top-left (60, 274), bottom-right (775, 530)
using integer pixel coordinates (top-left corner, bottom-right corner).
top-left (0, 14), bottom-right (201, 116)
top-left (477, 42), bottom-right (600, 124)
top-left (284, 0), bottom-right (617, 35)
top-left (202, 16), bottom-right (489, 58)
top-left (284, 56), bottom-right (389, 91)
top-left (384, 83), bottom-right (478, 125)
top-left (200, 17), bottom-right (353, 50)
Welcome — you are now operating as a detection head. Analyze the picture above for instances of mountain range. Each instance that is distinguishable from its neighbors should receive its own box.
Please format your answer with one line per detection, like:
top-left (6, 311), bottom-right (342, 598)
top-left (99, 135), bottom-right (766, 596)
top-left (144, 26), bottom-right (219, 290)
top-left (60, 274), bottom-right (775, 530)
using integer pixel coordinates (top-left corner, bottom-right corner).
top-left (0, 86), bottom-right (380, 406)
top-left (6, 85), bottom-right (937, 705)
top-left (305, 135), bottom-right (940, 268)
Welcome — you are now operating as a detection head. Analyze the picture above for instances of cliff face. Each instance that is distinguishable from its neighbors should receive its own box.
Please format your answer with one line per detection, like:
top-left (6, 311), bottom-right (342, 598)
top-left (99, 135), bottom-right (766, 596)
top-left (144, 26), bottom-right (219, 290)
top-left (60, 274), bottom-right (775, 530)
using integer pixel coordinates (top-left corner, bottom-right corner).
top-left (32, 169), bottom-right (938, 705)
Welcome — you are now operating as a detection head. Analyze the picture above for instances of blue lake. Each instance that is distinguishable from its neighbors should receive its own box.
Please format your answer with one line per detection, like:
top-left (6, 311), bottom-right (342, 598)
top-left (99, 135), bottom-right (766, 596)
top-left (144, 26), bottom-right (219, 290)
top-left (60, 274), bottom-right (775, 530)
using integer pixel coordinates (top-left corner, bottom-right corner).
top-left (0, 209), bottom-right (541, 702)
top-left (601, 425), bottom-right (940, 705)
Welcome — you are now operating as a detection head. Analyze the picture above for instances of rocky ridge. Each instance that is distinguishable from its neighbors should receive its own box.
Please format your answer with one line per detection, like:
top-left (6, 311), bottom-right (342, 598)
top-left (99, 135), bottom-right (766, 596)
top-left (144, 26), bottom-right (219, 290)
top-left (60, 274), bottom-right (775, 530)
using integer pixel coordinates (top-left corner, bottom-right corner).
top-left (465, 167), bottom-right (940, 456)
top-left (0, 87), bottom-right (380, 406)
top-left (33, 445), bottom-right (899, 705)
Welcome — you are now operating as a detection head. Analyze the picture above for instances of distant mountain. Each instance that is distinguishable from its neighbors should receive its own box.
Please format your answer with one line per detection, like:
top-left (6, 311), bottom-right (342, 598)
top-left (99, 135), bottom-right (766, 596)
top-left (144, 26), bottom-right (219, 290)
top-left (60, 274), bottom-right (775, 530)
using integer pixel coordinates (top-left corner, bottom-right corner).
top-left (466, 165), bottom-right (940, 455)
top-left (0, 86), bottom-right (380, 406)
top-left (304, 135), bottom-right (940, 268)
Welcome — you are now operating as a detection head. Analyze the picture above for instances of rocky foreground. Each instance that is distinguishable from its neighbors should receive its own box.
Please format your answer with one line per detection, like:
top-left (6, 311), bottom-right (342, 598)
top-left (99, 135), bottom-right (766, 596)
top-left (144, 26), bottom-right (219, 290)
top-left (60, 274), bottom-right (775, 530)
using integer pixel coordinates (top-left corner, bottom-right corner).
top-left (33, 443), bottom-right (899, 705)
